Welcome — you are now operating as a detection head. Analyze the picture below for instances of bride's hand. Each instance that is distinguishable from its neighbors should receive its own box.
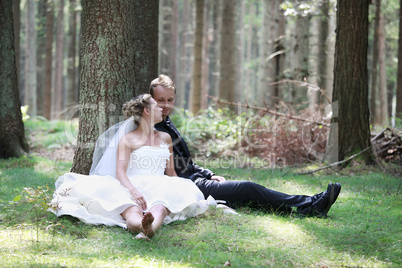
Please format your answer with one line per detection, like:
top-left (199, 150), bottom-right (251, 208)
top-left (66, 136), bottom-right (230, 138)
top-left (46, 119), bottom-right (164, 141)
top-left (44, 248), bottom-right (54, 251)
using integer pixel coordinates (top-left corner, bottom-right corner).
top-left (129, 188), bottom-right (147, 210)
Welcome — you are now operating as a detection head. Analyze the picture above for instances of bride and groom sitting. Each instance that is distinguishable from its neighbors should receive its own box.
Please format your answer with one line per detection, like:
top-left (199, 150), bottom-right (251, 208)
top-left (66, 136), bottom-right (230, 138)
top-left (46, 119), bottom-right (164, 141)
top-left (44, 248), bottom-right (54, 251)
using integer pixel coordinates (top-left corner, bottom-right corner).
top-left (50, 76), bottom-right (341, 241)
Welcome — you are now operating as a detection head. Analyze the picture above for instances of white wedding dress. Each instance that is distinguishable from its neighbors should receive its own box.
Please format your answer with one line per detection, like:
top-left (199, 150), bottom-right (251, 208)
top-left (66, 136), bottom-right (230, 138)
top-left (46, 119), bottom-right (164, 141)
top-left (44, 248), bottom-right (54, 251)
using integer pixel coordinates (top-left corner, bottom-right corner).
top-left (49, 143), bottom-right (213, 228)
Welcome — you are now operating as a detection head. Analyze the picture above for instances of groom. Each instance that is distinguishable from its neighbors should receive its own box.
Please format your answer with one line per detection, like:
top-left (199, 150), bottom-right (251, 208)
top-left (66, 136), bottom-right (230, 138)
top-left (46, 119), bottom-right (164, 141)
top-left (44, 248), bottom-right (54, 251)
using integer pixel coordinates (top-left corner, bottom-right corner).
top-left (150, 74), bottom-right (341, 216)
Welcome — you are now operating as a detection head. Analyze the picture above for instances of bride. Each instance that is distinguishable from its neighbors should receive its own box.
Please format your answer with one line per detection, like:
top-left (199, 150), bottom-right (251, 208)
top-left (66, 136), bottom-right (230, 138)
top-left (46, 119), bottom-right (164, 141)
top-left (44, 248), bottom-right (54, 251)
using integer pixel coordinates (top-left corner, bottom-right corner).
top-left (50, 94), bottom-right (213, 240)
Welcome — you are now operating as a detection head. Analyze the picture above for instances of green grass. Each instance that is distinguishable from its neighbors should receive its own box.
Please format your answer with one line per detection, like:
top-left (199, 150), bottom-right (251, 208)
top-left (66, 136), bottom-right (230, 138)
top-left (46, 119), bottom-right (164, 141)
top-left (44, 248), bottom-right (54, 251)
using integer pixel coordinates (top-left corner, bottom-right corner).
top-left (0, 119), bottom-right (401, 267)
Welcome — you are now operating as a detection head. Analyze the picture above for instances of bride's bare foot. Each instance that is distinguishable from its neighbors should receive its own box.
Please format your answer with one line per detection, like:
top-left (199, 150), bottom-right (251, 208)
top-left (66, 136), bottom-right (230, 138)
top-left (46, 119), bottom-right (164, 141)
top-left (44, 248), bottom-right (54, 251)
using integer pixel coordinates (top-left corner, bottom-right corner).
top-left (141, 212), bottom-right (155, 238)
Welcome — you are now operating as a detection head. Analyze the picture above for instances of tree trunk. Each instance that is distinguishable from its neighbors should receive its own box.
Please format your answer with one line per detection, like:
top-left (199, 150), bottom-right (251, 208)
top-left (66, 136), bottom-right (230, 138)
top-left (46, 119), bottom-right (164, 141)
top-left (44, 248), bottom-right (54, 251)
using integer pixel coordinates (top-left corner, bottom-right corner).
top-left (190, 0), bottom-right (204, 114)
top-left (13, 0), bottom-right (21, 98)
top-left (219, 0), bottom-right (238, 110)
top-left (309, 15), bottom-right (320, 110)
top-left (325, 5), bottom-right (336, 104)
top-left (36, 0), bottom-right (47, 116)
top-left (25, 0), bottom-right (37, 116)
top-left (370, 0), bottom-right (381, 125)
top-left (171, 0), bottom-right (178, 84)
top-left (208, 0), bottom-right (221, 100)
top-left (176, 0), bottom-right (194, 109)
top-left (43, 0), bottom-right (54, 120)
top-left (53, 0), bottom-right (65, 119)
top-left (258, 0), bottom-right (271, 107)
top-left (378, 9), bottom-right (388, 125)
top-left (159, 0), bottom-right (174, 78)
top-left (318, 0), bottom-right (330, 105)
top-left (0, 0), bottom-right (29, 158)
top-left (132, 0), bottom-right (159, 96)
top-left (396, 0), bottom-right (402, 118)
top-left (325, 0), bottom-right (373, 164)
top-left (71, 0), bottom-right (157, 174)
top-left (66, 0), bottom-right (78, 112)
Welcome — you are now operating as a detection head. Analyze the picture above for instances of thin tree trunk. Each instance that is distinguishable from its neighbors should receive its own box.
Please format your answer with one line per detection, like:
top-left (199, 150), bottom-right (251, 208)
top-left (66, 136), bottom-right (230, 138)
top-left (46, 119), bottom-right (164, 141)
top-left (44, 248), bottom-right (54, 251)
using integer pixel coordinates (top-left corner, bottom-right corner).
top-left (219, 0), bottom-right (238, 110)
top-left (370, 0), bottom-right (381, 124)
top-left (325, 6), bottom-right (336, 104)
top-left (318, 0), bottom-right (329, 105)
top-left (309, 15), bottom-right (320, 110)
top-left (43, 0), bottom-right (53, 120)
top-left (25, 0), bottom-right (37, 116)
top-left (202, 0), bottom-right (209, 109)
top-left (396, 0), bottom-right (402, 118)
top-left (0, 0), bottom-right (29, 158)
top-left (159, 0), bottom-right (173, 77)
top-left (66, 0), bottom-right (78, 111)
top-left (176, 0), bottom-right (189, 108)
top-left (190, 0), bottom-right (204, 114)
top-left (258, 0), bottom-right (271, 106)
top-left (171, 0), bottom-right (178, 83)
top-left (53, 0), bottom-right (64, 119)
top-left (378, 9), bottom-right (388, 124)
top-left (177, 0), bottom-right (194, 110)
top-left (209, 0), bottom-right (221, 100)
top-left (36, 0), bottom-right (46, 116)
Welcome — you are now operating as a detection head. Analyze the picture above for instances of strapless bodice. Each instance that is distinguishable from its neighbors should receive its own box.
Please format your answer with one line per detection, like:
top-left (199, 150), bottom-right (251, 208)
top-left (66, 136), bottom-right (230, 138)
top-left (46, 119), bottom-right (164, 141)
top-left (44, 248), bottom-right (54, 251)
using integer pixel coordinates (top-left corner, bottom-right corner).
top-left (126, 143), bottom-right (171, 176)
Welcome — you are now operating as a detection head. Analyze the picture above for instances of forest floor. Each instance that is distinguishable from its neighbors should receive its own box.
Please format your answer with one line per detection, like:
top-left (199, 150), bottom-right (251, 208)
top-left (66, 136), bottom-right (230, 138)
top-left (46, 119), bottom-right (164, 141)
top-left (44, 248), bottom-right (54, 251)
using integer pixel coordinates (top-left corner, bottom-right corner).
top-left (0, 119), bottom-right (401, 267)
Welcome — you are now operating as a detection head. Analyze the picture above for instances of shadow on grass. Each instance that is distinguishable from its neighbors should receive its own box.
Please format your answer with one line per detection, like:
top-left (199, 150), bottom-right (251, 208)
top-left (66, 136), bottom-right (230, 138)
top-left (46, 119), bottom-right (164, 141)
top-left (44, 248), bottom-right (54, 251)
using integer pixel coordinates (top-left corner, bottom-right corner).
top-left (1, 157), bottom-right (400, 267)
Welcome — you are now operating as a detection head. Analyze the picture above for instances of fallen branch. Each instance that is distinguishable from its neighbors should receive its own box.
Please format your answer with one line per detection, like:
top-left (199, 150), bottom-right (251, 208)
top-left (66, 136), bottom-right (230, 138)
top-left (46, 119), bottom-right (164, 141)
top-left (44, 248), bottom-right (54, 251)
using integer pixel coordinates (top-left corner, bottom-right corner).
top-left (268, 79), bottom-right (332, 104)
top-left (207, 95), bottom-right (330, 127)
top-left (297, 147), bottom-right (372, 175)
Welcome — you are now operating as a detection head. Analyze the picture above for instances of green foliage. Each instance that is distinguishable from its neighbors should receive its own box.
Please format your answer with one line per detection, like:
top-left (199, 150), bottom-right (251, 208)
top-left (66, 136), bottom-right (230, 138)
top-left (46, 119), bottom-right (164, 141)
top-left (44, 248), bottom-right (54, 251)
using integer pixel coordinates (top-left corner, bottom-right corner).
top-left (171, 107), bottom-right (255, 156)
top-left (24, 118), bottom-right (79, 149)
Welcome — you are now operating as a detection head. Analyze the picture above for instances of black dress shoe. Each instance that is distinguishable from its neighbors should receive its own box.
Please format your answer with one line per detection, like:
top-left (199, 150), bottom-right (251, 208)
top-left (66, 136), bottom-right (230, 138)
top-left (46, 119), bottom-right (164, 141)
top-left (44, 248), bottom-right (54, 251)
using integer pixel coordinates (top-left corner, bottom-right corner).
top-left (298, 183), bottom-right (341, 217)
top-left (316, 182), bottom-right (341, 216)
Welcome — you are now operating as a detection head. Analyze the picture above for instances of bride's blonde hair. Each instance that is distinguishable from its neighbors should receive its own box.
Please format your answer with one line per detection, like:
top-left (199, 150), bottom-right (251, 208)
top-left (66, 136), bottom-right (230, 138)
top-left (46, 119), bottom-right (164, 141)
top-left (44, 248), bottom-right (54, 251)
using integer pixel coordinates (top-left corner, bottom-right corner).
top-left (122, 94), bottom-right (152, 124)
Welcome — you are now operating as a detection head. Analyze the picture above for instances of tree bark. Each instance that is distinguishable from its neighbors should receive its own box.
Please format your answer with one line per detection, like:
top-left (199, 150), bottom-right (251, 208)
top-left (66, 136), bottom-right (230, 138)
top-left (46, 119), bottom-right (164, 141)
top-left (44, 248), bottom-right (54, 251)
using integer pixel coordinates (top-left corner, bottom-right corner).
top-left (66, 0), bottom-right (78, 111)
top-left (378, 8), bottom-right (388, 125)
top-left (36, 0), bottom-right (47, 116)
top-left (190, 0), bottom-right (204, 114)
top-left (43, 0), bottom-right (54, 120)
top-left (25, 0), bottom-right (37, 116)
top-left (209, 0), bottom-right (221, 101)
top-left (71, 0), bottom-right (157, 174)
top-left (318, 0), bottom-right (330, 105)
top-left (13, 0), bottom-right (21, 98)
top-left (258, 0), bottom-right (271, 106)
top-left (370, 0), bottom-right (381, 125)
top-left (309, 15), bottom-right (319, 110)
top-left (397, 0), bottom-right (402, 118)
top-left (219, 0), bottom-right (238, 110)
top-left (0, 0), bottom-right (29, 158)
top-left (325, 0), bottom-right (374, 164)
top-left (159, 0), bottom-right (174, 78)
top-left (133, 0), bottom-right (159, 96)
top-left (53, 0), bottom-right (65, 119)
top-left (176, 0), bottom-right (194, 109)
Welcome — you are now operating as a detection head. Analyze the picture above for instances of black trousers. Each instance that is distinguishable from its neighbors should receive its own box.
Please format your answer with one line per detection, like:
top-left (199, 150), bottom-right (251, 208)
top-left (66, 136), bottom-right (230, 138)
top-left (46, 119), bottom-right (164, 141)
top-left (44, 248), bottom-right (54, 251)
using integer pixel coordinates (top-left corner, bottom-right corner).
top-left (195, 178), bottom-right (313, 212)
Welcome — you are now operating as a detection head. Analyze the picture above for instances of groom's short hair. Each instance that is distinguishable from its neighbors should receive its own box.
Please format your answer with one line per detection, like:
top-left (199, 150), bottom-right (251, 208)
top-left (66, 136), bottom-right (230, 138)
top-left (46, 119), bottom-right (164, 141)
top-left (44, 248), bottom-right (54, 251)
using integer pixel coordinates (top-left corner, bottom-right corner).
top-left (149, 74), bottom-right (176, 96)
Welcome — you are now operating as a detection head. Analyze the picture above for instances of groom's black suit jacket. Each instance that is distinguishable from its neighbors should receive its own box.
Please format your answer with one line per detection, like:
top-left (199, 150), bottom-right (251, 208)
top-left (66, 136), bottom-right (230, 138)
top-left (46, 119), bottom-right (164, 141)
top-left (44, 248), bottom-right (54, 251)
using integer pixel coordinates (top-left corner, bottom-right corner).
top-left (154, 116), bottom-right (215, 181)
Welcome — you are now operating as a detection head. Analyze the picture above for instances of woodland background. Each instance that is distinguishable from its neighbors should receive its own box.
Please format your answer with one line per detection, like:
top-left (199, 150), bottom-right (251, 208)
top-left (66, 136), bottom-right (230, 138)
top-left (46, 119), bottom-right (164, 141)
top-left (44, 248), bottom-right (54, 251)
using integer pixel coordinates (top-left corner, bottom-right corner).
top-left (13, 0), bottom-right (402, 122)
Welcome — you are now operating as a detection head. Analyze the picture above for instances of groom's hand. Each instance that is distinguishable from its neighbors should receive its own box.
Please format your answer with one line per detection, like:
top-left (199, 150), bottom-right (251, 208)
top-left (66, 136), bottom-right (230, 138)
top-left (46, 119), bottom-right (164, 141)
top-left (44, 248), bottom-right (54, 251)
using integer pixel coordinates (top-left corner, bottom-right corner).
top-left (211, 175), bottom-right (226, 182)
